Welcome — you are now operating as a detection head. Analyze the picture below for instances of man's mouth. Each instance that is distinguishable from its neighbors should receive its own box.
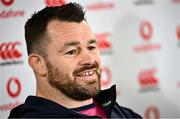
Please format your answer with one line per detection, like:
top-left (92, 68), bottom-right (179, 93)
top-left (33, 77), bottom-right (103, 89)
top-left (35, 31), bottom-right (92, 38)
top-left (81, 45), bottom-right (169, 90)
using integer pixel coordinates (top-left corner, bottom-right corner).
top-left (74, 68), bottom-right (100, 84)
top-left (76, 69), bottom-right (95, 77)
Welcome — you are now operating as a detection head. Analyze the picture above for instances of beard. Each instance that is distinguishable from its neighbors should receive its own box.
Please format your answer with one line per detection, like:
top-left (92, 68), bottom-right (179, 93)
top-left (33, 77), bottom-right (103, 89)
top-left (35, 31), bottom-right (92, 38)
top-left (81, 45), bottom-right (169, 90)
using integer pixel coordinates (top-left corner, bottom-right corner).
top-left (46, 60), bottom-right (101, 101)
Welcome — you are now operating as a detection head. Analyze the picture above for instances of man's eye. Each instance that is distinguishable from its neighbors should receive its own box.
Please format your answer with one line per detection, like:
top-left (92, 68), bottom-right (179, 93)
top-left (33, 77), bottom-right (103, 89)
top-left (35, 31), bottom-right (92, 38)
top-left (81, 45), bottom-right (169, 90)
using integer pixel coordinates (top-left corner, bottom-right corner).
top-left (88, 46), bottom-right (96, 50)
top-left (65, 50), bottom-right (77, 55)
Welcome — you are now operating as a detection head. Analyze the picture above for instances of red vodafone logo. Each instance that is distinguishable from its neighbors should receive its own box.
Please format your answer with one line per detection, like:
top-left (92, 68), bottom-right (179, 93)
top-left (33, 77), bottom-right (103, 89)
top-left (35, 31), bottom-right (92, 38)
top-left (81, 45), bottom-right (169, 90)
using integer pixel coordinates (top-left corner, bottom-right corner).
top-left (145, 106), bottom-right (160, 118)
top-left (7, 77), bottom-right (21, 98)
top-left (177, 25), bottom-right (180, 41)
top-left (134, 20), bottom-right (160, 52)
top-left (45, 0), bottom-right (66, 7)
top-left (140, 20), bottom-right (153, 41)
top-left (101, 67), bottom-right (111, 87)
top-left (0, 41), bottom-right (22, 60)
top-left (1, 0), bottom-right (14, 6)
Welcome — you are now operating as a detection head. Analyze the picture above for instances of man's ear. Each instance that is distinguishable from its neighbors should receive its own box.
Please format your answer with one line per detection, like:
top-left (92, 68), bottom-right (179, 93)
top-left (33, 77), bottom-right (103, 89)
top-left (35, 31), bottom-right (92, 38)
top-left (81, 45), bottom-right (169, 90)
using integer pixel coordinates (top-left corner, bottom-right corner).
top-left (28, 53), bottom-right (47, 76)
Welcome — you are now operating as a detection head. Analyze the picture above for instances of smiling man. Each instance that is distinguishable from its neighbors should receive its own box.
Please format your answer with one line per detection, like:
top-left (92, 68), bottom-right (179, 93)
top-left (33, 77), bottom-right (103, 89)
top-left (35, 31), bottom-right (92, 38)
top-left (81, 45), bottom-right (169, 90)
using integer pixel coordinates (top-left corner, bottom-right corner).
top-left (8, 2), bottom-right (141, 118)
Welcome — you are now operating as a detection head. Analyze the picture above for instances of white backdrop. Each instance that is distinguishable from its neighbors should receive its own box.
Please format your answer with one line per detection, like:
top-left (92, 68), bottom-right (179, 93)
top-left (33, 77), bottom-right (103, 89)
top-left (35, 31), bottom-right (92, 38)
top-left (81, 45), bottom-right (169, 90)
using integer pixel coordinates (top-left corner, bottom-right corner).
top-left (1, 0), bottom-right (180, 118)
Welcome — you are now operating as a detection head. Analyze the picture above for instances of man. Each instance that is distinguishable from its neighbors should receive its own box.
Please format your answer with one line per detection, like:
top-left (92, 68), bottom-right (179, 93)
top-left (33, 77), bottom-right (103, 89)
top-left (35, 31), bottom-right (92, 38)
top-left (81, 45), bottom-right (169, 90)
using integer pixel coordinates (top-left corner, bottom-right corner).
top-left (9, 2), bottom-right (142, 118)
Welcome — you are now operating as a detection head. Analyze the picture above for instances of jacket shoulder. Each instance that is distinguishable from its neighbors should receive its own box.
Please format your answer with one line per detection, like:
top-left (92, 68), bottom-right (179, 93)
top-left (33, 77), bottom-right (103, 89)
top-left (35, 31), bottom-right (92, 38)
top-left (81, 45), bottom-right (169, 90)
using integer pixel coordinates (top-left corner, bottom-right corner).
top-left (112, 103), bottom-right (142, 118)
top-left (8, 104), bottom-right (24, 118)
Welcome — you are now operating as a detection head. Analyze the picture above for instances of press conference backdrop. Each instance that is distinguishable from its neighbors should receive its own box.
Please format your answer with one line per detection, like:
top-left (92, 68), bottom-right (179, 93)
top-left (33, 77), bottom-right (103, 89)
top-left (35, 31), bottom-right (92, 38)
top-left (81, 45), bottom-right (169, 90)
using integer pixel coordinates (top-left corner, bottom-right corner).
top-left (0, 0), bottom-right (180, 118)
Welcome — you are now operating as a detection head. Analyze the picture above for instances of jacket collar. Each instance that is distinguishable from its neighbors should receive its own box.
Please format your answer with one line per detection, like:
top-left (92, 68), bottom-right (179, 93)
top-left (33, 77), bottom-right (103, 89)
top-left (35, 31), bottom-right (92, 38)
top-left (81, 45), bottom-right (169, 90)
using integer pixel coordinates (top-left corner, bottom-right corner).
top-left (94, 85), bottom-right (117, 117)
top-left (25, 85), bottom-right (117, 118)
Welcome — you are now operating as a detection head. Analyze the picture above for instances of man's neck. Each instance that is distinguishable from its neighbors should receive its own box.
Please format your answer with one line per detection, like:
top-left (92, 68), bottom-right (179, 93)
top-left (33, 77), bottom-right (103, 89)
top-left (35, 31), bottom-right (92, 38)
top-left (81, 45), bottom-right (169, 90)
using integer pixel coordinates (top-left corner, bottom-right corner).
top-left (37, 92), bottom-right (93, 108)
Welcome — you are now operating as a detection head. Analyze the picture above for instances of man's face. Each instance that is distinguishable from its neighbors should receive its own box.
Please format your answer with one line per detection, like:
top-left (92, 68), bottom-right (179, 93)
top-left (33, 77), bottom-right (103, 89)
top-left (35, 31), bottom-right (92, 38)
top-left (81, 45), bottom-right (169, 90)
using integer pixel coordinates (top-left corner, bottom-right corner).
top-left (45, 20), bottom-right (101, 101)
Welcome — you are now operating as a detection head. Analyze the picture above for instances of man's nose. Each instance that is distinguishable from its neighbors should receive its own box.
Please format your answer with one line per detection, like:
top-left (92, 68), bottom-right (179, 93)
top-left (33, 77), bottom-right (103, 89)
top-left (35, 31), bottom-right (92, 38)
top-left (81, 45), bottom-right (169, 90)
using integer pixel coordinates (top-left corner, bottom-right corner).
top-left (78, 50), bottom-right (95, 66)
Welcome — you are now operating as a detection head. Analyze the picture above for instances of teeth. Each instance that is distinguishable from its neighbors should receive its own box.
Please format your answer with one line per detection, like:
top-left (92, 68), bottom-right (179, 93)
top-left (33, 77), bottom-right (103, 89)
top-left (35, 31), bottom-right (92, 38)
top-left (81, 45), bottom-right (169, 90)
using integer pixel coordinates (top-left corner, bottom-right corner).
top-left (80, 71), bottom-right (94, 77)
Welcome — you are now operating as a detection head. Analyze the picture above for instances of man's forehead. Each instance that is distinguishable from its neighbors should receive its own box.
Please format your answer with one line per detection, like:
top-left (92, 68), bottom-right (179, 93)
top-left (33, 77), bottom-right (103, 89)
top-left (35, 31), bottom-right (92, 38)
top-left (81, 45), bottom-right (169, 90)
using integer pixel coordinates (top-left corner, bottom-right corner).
top-left (47, 20), bottom-right (90, 32)
top-left (47, 20), bottom-right (94, 41)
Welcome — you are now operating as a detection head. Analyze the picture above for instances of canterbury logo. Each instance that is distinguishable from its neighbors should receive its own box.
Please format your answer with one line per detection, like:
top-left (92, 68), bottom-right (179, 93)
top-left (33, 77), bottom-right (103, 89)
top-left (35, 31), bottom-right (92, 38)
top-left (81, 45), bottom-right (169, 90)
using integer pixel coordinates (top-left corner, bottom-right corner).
top-left (177, 25), bottom-right (180, 40)
top-left (0, 41), bottom-right (22, 60)
top-left (95, 32), bottom-right (112, 50)
top-left (45, 0), bottom-right (66, 7)
top-left (138, 69), bottom-right (159, 86)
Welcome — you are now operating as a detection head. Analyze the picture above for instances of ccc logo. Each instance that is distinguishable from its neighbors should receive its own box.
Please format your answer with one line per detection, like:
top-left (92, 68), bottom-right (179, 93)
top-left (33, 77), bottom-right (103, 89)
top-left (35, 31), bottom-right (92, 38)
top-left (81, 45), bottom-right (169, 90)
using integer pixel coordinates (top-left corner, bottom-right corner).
top-left (0, 41), bottom-right (22, 60)
top-left (45, 0), bottom-right (66, 7)
top-left (177, 25), bottom-right (180, 41)
top-left (138, 69), bottom-right (158, 86)
top-left (95, 32), bottom-right (112, 50)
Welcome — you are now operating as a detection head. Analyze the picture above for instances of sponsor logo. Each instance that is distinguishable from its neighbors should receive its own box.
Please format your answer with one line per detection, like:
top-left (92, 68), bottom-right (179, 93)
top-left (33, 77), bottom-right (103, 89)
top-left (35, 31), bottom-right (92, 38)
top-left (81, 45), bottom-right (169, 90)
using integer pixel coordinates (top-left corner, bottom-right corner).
top-left (172, 0), bottom-right (180, 3)
top-left (0, 9), bottom-right (24, 19)
top-left (0, 77), bottom-right (22, 112)
top-left (140, 20), bottom-right (153, 41)
top-left (133, 20), bottom-right (161, 52)
top-left (95, 32), bottom-right (112, 54)
top-left (86, 2), bottom-right (114, 11)
top-left (101, 67), bottom-right (112, 88)
top-left (138, 68), bottom-right (160, 92)
top-left (0, 41), bottom-right (22, 60)
top-left (177, 81), bottom-right (180, 89)
top-left (176, 25), bottom-right (180, 47)
top-left (45, 0), bottom-right (66, 7)
top-left (7, 77), bottom-right (21, 98)
top-left (0, 0), bottom-right (25, 19)
top-left (0, 101), bottom-right (21, 111)
top-left (0, 41), bottom-right (23, 66)
top-left (145, 105), bottom-right (160, 118)
top-left (1, 0), bottom-right (14, 6)
top-left (177, 25), bottom-right (180, 40)
top-left (134, 0), bottom-right (154, 5)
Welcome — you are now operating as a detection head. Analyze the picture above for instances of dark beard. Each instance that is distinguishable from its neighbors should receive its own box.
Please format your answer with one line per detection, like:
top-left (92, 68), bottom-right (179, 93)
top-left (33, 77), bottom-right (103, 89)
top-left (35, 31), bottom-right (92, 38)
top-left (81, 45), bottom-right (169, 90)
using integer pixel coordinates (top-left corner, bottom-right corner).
top-left (46, 60), bottom-right (101, 101)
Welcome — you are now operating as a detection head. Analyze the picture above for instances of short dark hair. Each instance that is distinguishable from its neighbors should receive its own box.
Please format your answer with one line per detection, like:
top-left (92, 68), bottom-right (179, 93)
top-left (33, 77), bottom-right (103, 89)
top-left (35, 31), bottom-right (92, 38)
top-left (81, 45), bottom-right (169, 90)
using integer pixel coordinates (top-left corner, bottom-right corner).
top-left (25, 2), bottom-right (86, 56)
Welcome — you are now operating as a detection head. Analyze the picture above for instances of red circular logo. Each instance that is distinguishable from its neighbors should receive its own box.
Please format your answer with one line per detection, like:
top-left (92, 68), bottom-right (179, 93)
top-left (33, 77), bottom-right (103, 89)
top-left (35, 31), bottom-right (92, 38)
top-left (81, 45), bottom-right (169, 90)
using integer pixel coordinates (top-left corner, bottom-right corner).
top-left (7, 77), bottom-right (21, 98)
top-left (177, 25), bottom-right (180, 41)
top-left (1, 0), bottom-right (14, 6)
top-left (101, 67), bottom-right (111, 87)
top-left (145, 106), bottom-right (160, 118)
top-left (140, 20), bottom-right (153, 41)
